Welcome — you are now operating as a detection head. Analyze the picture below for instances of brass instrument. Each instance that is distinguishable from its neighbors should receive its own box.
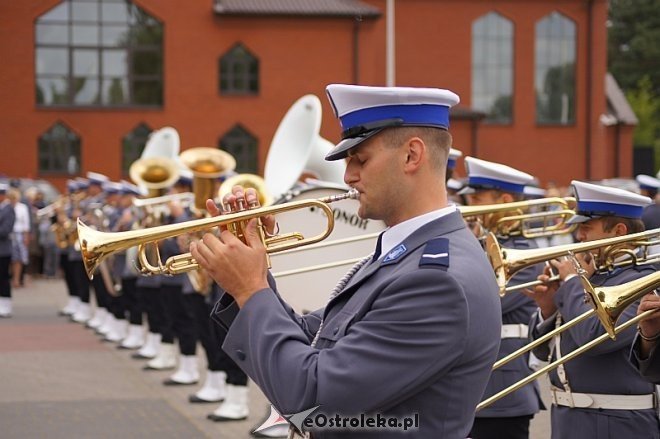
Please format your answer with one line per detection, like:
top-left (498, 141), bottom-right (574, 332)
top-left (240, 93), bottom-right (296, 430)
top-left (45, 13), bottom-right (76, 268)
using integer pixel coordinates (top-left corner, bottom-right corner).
top-left (133, 192), bottom-right (195, 209)
top-left (180, 147), bottom-right (236, 211)
top-left (477, 270), bottom-right (660, 411)
top-left (218, 174), bottom-right (273, 208)
top-left (77, 189), bottom-right (360, 280)
top-left (129, 156), bottom-right (180, 198)
top-left (487, 228), bottom-right (660, 296)
top-left (51, 218), bottom-right (76, 250)
top-left (459, 197), bottom-right (576, 239)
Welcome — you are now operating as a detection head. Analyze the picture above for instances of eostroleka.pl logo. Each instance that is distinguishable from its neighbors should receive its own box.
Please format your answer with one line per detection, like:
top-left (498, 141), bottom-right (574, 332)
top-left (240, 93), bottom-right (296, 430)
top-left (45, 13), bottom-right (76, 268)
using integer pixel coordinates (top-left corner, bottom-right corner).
top-left (269, 406), bottom-right (420, 434)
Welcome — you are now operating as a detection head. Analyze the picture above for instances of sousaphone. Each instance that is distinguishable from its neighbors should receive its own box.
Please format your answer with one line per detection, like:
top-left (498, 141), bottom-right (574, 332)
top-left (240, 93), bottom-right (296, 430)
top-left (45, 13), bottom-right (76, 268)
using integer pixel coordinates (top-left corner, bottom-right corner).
top-left (264, 94), bottom-right (346, 200)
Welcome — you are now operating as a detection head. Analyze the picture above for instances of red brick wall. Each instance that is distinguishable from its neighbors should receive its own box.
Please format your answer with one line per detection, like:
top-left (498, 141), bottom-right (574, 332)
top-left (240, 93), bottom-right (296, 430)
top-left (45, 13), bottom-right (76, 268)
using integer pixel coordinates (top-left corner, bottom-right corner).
top-left (0, 0), bottom-right (620, 191)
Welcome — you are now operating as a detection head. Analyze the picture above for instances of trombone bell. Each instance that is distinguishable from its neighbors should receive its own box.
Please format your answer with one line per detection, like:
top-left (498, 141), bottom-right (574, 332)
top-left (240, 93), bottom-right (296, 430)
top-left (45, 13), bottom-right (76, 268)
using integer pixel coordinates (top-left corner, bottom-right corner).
top-left (581, 271), bottom-right (660, 339)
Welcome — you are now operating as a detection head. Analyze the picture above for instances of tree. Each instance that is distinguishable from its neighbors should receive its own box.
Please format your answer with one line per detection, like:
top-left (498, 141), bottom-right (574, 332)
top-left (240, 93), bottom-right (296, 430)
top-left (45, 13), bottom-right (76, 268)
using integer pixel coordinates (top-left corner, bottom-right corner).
top-left (608, 0), bottom-right (660, 95)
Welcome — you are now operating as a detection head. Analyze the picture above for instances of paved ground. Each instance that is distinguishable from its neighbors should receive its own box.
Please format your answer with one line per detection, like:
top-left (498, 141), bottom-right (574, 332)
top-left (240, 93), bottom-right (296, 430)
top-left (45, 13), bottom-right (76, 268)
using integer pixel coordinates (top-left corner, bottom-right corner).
top-left (0, 278), bottom-right (552, 438)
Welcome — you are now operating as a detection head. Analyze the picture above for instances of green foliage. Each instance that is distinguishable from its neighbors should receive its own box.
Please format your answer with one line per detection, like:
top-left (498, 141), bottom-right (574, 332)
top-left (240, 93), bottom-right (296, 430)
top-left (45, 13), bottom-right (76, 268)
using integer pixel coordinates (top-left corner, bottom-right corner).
top-left (609, 0), bottom-right (660, 172)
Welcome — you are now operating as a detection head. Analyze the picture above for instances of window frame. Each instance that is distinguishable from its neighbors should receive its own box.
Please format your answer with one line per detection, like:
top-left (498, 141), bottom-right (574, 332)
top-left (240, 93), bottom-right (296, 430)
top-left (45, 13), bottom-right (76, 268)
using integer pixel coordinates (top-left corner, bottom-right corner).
top-left (34, 0), bottom-right (164, 109)
top-left (534, 11), bottom-right (577, 127)
top-left (219, 43), bottom-right (260, 96)
top-left (218, 124), bottom-right (259, 174)
top-left (471, 11), bottom-right (515, 125)
top-left (37, 121), bottom-right (82, 176)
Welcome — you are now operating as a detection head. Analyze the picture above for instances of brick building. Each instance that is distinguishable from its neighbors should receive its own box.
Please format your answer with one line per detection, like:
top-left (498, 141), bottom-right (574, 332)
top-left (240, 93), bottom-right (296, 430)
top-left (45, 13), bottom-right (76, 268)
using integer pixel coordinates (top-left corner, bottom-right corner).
top-left (0, 0), bottom-right (636, 191)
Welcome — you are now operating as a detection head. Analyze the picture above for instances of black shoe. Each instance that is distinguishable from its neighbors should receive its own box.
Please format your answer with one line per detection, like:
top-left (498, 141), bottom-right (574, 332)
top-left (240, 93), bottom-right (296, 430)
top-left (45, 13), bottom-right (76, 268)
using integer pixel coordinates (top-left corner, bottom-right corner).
top-left (207, 413), bottom-right (248, 422)
top-left (189, 394), bottom-right (223, 404)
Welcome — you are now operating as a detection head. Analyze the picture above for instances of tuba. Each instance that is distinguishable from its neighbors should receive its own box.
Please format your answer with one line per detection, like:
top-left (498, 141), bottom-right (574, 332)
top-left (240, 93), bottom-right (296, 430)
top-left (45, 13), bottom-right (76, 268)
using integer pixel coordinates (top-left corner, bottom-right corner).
top-left (218, 174), bottom-right (273, 208)
top-left (264, 95), bottom-right (346, 199)
top-left (179, 147), bottom-right (236, 212)
top-left (129, 156), bottom-right (180, 199)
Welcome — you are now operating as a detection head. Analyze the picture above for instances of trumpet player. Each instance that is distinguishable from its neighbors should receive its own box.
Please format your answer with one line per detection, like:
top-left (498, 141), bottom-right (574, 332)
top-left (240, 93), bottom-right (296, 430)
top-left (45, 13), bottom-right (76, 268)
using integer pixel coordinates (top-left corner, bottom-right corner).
top-left (57, 179), bottom-right (83, 317)
top-left (525, 180), bottom-right (659, 439)
top-left (459, 157), bottom-right (544, 439)
top-left (191, 84), bottom-right (502, 438)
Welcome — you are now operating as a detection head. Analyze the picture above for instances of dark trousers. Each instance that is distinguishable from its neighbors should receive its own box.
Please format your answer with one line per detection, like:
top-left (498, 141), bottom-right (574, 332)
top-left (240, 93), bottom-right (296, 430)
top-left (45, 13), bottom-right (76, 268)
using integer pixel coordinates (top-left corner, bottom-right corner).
top-left (119, 277), bottom-right (139, 324)
top-left (470, 415), bottom-right (533, 439)
top-left (191, 294), bottom-right (247, 385)
top-left (141, 286), bottom-right (165, 335)
top-left (163, 285), bottom-right (197, 355)
top-left (91, 275), bottom-right (111, 309)
top-left (0, 255), bottom-right (11, 298)
top-left (161, 285), bottom-right (197, 355)
top-left (59, 253), bottom-right (75, 296)
top-left (70, 260), bottom-right (90, 303)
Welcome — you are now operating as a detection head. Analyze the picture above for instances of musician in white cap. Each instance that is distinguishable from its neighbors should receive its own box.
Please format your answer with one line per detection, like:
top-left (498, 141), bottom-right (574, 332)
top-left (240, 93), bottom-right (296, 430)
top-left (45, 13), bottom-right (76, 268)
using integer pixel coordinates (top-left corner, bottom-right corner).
top-left (636, 174), bottom-right (660, 230)
top-left (526, 180), bottom-right (659, 439)
top-left (459, 157), bottom-right (544, 439)
top-left (0, 184), bottom-right (16, 317)
top-left (192, 84), bottom-right (502, 438)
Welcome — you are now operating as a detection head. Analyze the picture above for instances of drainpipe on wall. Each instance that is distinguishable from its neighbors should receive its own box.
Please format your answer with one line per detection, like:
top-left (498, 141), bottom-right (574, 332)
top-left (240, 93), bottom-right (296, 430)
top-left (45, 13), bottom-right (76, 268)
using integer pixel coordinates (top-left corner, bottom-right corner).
top-left (386, 0), bottom-right (395, 86)
top-left (585, 0), bottom-right (594, 179)
top-left (353, 16), bottom-right (362, 84)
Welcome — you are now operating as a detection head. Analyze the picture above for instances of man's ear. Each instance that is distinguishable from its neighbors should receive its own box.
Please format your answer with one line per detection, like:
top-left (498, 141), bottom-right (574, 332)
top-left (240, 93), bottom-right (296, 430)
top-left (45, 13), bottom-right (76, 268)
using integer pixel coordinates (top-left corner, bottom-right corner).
top-left (612, 222), bottom-right (628, 237)
top-left (498, 192), bottom-right (515, 204)
top-left (403, 137), bottom-right (425, 171)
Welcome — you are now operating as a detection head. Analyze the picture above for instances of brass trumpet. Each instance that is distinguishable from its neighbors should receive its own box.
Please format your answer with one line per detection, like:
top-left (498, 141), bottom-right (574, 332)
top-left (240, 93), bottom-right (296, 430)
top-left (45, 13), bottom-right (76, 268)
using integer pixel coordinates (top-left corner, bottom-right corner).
top-left (77, 189), bottom-right (360, 280)
top-left (477, 270), bottom-right (660, 411)
top-left (487, 228), bottom-right (660, 296)
top-left (459, 197), bottom-right (576, 239)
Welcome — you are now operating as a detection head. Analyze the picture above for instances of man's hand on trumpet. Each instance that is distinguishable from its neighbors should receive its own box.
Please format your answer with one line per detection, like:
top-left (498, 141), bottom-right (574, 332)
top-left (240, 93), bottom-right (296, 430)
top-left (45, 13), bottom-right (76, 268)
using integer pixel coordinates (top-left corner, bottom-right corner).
top-left (190, 185), bottom-right (275, 308)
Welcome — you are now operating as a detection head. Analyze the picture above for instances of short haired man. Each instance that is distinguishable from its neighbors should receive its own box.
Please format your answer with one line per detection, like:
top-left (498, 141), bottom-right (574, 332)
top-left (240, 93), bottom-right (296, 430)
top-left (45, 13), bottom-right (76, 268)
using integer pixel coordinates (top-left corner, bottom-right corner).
top-left (191, 84), bottom-right (502, 438)
top-left (527, 180), bottom-right (659, 439)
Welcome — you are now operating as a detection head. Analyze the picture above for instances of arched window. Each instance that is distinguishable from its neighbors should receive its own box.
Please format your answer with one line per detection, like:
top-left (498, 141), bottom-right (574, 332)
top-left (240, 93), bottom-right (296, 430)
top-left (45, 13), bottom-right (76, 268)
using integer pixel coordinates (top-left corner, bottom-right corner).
top-left (122, 123), bottom-right (152, 174)
top-left (219, 124), bottom-right (258, 174)
top-left (219, 44), bottom-right (259, 95)
top-left (472, 12), bottom-right (514, 123)
top-left (38, 122), bottom-right (81, 175)
top-left (35, 0), bottom-right (163, 107)
top-left (535, 12), bottom-right (576, 124)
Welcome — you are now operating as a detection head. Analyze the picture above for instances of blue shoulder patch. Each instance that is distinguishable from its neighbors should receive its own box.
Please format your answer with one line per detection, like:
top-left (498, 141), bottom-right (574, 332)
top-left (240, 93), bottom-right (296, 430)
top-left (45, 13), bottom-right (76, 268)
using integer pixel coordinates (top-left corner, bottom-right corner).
top-left (419, 238), bottom-right (449, 270)
top-left (382, 244), bottom-right (407, 265)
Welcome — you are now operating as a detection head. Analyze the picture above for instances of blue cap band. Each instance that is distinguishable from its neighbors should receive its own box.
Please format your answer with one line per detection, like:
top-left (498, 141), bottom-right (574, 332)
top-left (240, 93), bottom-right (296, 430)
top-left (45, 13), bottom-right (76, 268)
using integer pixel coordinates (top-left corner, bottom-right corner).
top-left (639, 183), bottom-right (657, 191)
top-left (339, 104), bottom-right (450, 135)
top-left (577, 201), bottom-right (644, 219)
top-left (468, 176), bottom-right (526, 193)
top-left (447, 158), bottom-right (457, 170)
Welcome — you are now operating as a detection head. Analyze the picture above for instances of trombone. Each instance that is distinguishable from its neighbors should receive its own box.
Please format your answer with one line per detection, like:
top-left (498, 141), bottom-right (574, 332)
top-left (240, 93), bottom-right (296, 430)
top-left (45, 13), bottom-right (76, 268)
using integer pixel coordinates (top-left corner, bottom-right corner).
top-left (477, 270), bottom-right (660, 411)
top-left (77, 189), bottom-right (360, 280)
top-left (459, 197), bottom-right (576, 240)
top-left (487, 228), bottom-right (660, 296)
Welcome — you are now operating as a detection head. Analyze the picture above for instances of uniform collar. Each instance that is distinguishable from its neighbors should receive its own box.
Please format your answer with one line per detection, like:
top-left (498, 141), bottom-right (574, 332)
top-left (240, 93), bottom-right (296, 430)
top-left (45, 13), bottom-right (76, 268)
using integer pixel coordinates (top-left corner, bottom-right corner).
top-left (379, 205), bottom-right (457, 262)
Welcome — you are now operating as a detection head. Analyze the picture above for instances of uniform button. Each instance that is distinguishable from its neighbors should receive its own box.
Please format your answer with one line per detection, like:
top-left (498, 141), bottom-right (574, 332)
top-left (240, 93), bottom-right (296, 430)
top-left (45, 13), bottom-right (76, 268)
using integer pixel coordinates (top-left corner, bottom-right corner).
top-left (236, 350), bottom-right (246, 361)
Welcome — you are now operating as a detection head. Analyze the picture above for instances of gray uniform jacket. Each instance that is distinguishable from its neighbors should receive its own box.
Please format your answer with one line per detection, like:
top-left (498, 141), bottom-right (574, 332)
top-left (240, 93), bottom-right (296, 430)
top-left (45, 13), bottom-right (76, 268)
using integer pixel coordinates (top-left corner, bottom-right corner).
top-left (0, 201), bottom-right (16, 257)
top-left (530, 265), bottom-right (660, 439)
top-left (212, 211), bottom-right (502, 438)
top-left (630, 333), bottom-right (660, 384)
top-left (476, 237), bottom-right (544, 418)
